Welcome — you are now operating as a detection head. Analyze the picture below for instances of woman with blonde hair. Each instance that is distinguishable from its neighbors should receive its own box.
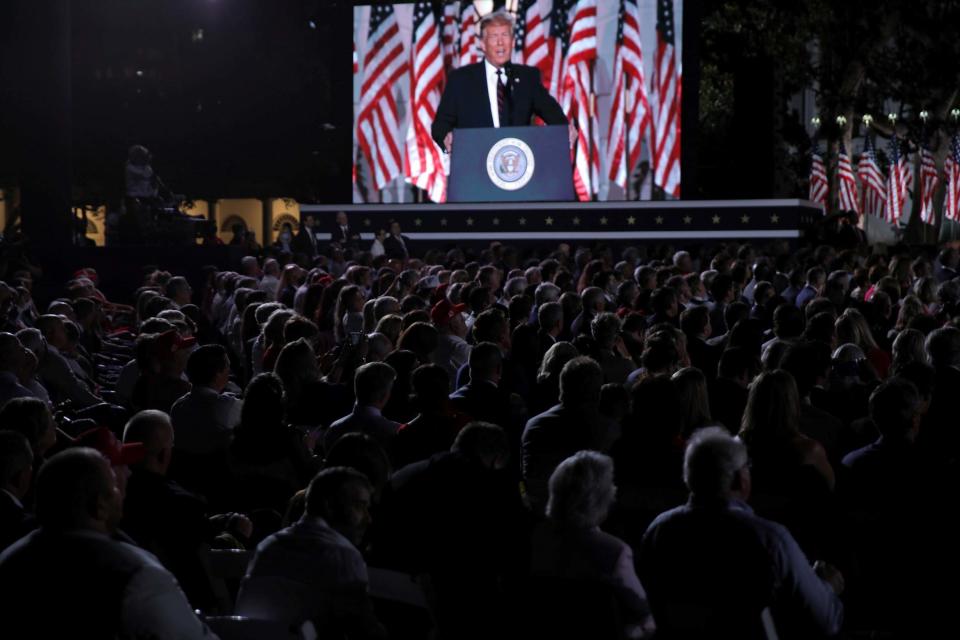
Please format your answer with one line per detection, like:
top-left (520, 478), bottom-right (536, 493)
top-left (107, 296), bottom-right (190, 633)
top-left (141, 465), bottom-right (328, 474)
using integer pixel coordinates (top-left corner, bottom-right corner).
top-left (836, 308), bottom-right (890, 378)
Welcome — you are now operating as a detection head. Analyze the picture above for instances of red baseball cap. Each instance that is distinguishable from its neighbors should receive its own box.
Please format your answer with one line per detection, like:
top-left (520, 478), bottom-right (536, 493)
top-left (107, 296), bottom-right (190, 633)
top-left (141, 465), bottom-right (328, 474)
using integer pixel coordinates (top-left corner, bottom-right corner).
top-left (430, 299), bottom-right (468, 327)
top-left (151, 329), bottom-right (197, 359)
top-left (74, 427), bottom-right (146, 466)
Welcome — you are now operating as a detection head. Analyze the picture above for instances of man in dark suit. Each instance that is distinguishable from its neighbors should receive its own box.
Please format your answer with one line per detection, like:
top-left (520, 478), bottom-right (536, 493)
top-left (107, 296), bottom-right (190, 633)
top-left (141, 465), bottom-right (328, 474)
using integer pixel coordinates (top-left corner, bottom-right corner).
top-left (330, 211), bottom-right (360, 251)
top-left (292, 214), bottom-right (319, 260)
top-left (382, 220), bottom-right (411, 261)
top-left (431, 11), bottom-right (572, 154)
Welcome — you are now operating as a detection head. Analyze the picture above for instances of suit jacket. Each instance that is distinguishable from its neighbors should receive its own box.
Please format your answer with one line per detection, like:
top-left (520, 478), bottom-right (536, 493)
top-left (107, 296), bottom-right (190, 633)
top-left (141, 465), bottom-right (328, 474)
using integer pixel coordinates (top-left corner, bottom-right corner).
top-left (431, 62), bottom-right (568, 149)
top-left (324, 404), bottom-right (400, 454)
top-left (330, 223), bottom-right (360, 248)
top-left (382, 234), bottom-right (411, 260)
top-left (521, 403), bottom-right (621, 514)
top-left (292, 227), bottom-right (318, 258)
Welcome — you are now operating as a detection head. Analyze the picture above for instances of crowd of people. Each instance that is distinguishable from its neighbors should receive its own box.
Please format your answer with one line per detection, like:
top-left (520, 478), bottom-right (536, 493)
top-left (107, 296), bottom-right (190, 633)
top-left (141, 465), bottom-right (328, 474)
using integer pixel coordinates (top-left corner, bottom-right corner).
top-left (1, 222), bottom-right (959, 638)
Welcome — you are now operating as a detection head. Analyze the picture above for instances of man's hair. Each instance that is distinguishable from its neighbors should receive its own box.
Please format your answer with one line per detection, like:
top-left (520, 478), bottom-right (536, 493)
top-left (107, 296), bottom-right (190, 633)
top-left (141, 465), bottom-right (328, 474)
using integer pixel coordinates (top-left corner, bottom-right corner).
top-left (590, 312), bottom-right (622, 350)
top-left (710, 273), bottom-right (734, 301)
top-left (452, 421), bottom-right (509, 461)
top-left (925, 326), bottom-right (960, 369)
top-left (122, 410), bottom-right (173, 455)
top-left (806, 266), bottom-right (826, 285)
top-left (779, 340), bottom-right (831, 398)
top-left (373, 296), bottom-right (399, 322)
top-left (35, 448), bottom-right (112, 530)
top-left (354, 361), bottom-right (397, 406)
top-left (651, 287), bottom-right (677, 315)
top-left (580, 287), bottom-right (605, 311)
top-left (680, 305), bottom-right (710, 337)
top-left (0, 430), bottom-right (33, 488)
top-left (546, 450), bottom-right (616, 528)
top-left (472, 308), bottom-right (508, 344)
top-left (185, 344), bottom-right (229, 386)
top-left (538, 301), bottom-right (563, 333)
top-left (469, 341), bottom-right (503, 380)
top-left (870, 378), bottom-right (921, 438)
top-left (164, 276), bottom-right (190, 299)
top-left (35, 314), bottom-right (64, 340)
top-left (304, 466), bottom-right (372, 520)
top-left (479, 10), bottom-right (514, 37)
top-left (284, 315), bottom-right (319, 344)
top-left (534, 282), bottom-right (561, 306)
top-left (772, 303), bottom-right (804, 339)
top-left (641, 335), bottom-right (680, 374)
top-left (559, 356), bottom-right (603, 407)
top-left (683, 426), bottom-right (749, 500)
top-left (411, 364), bottom-right (450, 407)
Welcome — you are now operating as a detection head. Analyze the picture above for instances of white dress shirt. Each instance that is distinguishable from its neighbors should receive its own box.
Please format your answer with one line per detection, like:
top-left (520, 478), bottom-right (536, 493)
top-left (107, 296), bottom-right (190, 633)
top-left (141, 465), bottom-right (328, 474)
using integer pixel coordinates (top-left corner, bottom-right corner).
top-left (484, 59), bottom-right (508, 128)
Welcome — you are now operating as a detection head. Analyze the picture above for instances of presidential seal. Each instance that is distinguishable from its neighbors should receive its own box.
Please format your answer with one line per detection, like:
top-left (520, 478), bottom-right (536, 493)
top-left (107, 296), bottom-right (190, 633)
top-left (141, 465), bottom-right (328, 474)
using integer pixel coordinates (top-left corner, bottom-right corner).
top-left (486, 137), bottom-right (535, 191)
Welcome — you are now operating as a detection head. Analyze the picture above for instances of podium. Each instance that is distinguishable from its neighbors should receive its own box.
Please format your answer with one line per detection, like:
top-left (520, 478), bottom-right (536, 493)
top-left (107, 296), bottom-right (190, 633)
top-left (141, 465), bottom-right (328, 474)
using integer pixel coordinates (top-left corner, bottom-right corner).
top-left (447, 125), bottom-right (575, 203)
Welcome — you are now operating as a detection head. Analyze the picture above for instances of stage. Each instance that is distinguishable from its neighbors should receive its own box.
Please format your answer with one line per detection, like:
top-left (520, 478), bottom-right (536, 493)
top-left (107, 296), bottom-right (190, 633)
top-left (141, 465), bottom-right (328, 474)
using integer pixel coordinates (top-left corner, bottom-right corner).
top-left (300, 199), bottom-right (823, 247)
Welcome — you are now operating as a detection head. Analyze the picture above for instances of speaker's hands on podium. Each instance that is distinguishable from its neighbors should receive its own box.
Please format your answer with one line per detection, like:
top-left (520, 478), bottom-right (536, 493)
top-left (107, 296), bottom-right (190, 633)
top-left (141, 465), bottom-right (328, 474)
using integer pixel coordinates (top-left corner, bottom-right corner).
top-left (568, 123), bottom-right (577, 147)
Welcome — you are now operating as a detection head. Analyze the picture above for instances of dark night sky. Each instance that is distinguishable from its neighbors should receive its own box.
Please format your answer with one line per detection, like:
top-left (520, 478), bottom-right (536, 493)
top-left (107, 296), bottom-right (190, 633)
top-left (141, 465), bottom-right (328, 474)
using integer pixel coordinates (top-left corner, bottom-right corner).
top-left (69, 0), bottom-right (352, 204)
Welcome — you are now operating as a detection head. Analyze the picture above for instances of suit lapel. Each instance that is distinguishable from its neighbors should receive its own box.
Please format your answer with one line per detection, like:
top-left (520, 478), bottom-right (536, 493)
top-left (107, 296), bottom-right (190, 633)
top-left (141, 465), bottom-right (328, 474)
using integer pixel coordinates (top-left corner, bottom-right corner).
top-left (475, 62), bottom-right (494, 128)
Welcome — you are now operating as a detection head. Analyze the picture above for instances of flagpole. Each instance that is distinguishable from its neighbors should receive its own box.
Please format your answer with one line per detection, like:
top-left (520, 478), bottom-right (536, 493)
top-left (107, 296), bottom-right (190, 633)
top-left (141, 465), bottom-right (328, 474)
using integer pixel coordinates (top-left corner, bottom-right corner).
top-left (589, 60), bottom-right (597, 202)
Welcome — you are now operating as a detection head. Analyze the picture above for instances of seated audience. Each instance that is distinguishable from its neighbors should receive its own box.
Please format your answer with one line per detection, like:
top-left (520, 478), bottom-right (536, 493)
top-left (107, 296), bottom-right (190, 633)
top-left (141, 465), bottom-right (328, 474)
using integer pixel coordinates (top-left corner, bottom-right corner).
top-left (639, 427), bottom-right (843, 637)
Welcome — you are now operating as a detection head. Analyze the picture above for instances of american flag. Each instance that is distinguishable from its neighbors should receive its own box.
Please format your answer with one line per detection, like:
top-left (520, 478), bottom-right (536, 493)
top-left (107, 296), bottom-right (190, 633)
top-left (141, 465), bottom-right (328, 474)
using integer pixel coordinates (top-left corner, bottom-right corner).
top-left (458, 2), bottom-right (481, 67)
top-left (557, 0), bottom-right (599, 201)
top-left (653, 0), bottom-right (681, 197)
top-left (885, 134), bottom-right (908, 225)
top-left (808, 138), bottom-right (828, 206)
top-left (356, 6), bottom-right (408, 192)
top-left (404, 2), bottom-right (447, 203)
top-left (515, 0), bottom-right (550, 75)
top-left (945, 134), bottom-right (960, 222)
top-left (606, 0), bottom-right (651, 192)
top-left (836, 141), bottom-right (859, 215)
top-left (352, 40), bottom-right (358, 185)
top-left (919, 143), bottom-right (939, 225)
top-left (547, 1), bottom-right (570, 100)
top-left (858, 133), bottom-right (886, 218)
top-left (441, 2), bottom-right (460, 71)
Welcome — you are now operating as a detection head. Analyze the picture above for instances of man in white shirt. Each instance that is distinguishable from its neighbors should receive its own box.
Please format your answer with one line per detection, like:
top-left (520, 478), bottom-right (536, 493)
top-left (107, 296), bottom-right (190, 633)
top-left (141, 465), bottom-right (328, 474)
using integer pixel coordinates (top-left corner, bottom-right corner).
top-left (170, 345), bottom-right (242, 455)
